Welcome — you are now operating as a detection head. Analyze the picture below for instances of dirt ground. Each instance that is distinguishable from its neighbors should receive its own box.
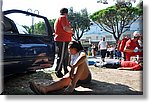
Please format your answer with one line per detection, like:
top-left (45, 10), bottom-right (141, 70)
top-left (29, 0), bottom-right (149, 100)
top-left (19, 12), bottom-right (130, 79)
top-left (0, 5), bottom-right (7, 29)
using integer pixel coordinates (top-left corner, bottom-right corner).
top-left (1, 66), bottom-right (143, 95)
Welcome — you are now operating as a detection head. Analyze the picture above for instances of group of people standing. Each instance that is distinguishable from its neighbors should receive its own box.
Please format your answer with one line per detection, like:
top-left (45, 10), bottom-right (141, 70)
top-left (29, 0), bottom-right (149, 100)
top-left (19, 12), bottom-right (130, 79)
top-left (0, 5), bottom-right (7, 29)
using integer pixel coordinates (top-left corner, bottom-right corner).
top-left (90, 31), bottom-right (143, 63)
top-left (89, 37), bottom-right (119, 62)
top-left (95, 31), bottom-right (143, 71)
top-left (90, 37), bottom-right (115, 61)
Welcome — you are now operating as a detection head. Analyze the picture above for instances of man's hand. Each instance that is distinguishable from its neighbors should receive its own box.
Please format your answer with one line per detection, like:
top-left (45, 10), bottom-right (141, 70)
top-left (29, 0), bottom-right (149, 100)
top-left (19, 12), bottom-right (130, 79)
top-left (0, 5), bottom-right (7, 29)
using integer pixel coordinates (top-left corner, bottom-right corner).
top-left (63, 26), bottom-right (74, 34)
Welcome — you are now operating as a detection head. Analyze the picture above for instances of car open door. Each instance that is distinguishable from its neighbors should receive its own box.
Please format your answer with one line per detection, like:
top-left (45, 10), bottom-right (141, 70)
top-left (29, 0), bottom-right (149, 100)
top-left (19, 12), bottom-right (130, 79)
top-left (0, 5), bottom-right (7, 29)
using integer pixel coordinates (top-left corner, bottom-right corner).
top-left (2, 10), bottom-right (55, 76)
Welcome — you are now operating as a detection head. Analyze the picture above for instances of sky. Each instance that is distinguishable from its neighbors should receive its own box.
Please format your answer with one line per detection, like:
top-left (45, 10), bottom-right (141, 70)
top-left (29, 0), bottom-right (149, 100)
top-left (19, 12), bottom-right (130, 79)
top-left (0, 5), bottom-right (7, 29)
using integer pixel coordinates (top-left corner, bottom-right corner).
top-left (2, 0), bottom-right (140, 20)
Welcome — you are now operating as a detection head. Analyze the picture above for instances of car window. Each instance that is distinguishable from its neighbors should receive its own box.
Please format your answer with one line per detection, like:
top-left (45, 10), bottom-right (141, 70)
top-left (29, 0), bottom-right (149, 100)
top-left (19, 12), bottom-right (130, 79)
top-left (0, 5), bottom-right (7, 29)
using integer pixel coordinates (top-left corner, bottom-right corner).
top-left (4, 13), bottom-right (48, 36)
top-left (15, 23), bottom-right (29, 34)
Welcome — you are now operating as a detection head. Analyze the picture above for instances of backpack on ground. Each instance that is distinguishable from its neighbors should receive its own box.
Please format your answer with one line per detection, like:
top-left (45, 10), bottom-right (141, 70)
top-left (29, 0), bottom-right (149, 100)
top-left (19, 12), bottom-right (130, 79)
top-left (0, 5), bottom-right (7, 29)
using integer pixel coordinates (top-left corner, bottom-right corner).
top-left (117, 37), bottom-right (130, 52)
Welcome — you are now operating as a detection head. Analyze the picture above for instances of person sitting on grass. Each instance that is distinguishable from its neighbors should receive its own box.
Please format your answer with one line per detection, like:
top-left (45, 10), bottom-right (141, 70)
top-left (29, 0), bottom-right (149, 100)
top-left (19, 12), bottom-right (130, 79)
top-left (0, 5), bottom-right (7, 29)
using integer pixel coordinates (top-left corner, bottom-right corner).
top-left (29, 41), bottom-right (92, 94)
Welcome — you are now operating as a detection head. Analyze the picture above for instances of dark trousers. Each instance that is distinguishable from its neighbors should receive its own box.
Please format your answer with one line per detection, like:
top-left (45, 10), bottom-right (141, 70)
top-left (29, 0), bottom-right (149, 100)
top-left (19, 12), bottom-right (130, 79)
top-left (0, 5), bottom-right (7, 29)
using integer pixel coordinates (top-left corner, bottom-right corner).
top-left (100, 49), bottom-right (107, 58)
top-left (55, 41), bottom-right (69, 76)
top-left (103, 61), bottom-right (121, 68)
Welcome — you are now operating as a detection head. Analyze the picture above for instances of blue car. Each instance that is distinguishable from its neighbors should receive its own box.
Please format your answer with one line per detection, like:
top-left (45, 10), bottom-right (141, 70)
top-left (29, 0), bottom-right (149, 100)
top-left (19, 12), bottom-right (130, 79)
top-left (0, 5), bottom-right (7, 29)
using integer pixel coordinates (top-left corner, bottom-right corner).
top-left (2, 9), bottom-right (55, 77)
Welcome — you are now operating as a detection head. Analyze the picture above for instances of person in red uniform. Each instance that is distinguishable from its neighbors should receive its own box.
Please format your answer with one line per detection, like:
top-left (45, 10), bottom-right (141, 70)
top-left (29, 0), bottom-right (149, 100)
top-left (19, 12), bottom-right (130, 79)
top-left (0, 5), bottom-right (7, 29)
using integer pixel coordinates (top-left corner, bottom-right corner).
top-left (54, 8), bottom-right (74, 78)
top-left (123, 31), bottom-right (142, 61)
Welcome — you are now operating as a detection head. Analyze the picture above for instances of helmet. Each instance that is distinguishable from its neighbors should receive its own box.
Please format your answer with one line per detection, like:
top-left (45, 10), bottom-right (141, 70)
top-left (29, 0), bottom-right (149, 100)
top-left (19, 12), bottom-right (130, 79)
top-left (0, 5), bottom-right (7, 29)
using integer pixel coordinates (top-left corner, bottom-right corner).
top-left (133, 31), bottom-right (141, 37)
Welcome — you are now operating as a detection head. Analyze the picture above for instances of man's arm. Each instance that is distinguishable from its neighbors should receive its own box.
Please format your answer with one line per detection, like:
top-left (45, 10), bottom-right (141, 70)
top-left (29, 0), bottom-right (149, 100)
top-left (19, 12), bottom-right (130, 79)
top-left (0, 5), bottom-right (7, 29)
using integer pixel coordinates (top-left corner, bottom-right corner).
top-left (123, 40), bottom-right (134, 52)
top-left (98, 42), bottom-right (101, 50)
top-left (124, 46), bottom-right (134, 52)
top-left (63, 26), bottom-right (74, 34)
top-left (61, 16), bottom-right (74, 34)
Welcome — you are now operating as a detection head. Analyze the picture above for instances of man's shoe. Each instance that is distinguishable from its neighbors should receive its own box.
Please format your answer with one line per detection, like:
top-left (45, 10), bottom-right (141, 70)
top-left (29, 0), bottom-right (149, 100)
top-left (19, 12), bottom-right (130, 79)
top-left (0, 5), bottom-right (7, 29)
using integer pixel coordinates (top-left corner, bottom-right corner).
top-left (55, 72), bottom-right (63, 78)
top-left (64, 70), bottom-right (69, 75)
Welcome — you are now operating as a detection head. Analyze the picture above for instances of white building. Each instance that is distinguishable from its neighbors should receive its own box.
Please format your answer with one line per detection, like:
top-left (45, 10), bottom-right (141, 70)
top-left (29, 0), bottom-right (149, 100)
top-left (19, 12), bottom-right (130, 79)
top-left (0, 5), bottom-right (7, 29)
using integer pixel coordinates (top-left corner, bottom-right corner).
top-left (80, 16), bottom-right (143, 47)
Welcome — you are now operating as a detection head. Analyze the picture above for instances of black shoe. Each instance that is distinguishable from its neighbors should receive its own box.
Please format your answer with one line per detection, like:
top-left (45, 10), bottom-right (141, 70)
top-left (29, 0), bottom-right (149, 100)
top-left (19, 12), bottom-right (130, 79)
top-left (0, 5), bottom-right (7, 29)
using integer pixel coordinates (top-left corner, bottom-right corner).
top-left (55, 72), bottom-right (63, 78)
top-left (64, 70), bottom-right (69, 75)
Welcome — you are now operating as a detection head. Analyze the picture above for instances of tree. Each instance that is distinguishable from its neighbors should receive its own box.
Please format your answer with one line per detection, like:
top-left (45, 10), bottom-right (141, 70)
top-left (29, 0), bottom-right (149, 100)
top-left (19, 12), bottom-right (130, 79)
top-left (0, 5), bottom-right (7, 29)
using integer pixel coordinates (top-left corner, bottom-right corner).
top-left (68, 7), bottom-right (91, 41)
top-left (28, 7), bottom-right (91, 40)
top-left (136, 0), bottom-right (143, 9)
top-left (90, 2), bottom-right (143, 43)
top-left (48, 19), bottom-right (55, 33)
top-left (34, 21), bottom-right (46, 34)
top-left (27, 19), bottom-right (55, 35)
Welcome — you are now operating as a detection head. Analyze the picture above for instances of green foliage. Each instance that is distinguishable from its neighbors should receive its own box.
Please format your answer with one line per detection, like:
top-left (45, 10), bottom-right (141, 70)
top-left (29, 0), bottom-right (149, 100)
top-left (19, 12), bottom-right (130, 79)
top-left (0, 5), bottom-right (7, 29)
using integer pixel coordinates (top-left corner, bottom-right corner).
top-left (48, 19), bottom-right (55, 33)
top-left (27, 8), bottom-right (90, 40)
top-left (90, 2), bottom-right (143, 43)
top-left (68, 7), bottom-right (91, 41)
top-left (27, 19), bottom-right (55, 35)
top-left (34, 21), bottom-right (46, 35)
